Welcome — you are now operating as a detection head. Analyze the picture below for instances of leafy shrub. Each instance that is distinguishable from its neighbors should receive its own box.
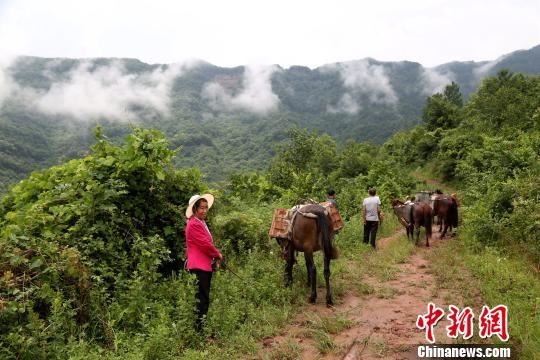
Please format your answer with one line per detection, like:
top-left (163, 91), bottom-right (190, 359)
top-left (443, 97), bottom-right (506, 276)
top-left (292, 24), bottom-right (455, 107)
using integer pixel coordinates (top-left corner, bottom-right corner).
top-left (0, 127), bottom-right (207, 357)
top-left (214, 211), bottom-right (269, 255)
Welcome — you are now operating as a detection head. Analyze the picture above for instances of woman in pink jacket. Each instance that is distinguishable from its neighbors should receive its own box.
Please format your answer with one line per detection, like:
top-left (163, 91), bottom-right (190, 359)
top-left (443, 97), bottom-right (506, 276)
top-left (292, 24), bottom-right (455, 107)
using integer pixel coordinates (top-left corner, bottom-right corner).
top-left (185, 193), bottom-right (222, 331)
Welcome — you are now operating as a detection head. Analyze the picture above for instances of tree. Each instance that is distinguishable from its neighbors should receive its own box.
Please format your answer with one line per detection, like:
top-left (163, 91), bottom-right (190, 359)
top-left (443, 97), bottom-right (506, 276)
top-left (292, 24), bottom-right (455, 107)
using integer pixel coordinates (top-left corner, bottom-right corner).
top-left (422, 93), bottom-right (461, 131)
top-left (335, 140), bottom-right (376, 178)
top-left (266, 127), bottom-right (337, 189)
top-left (443, 81), bottom-right (464, 107)
top-left (465, 70), bottom-right (540, 134)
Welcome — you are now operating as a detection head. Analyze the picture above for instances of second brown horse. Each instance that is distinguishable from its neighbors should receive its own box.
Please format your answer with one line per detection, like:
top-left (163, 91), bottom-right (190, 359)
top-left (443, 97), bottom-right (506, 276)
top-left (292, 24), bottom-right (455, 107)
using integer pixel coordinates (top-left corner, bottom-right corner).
top-left (432, 196), bottom-right (459, 238)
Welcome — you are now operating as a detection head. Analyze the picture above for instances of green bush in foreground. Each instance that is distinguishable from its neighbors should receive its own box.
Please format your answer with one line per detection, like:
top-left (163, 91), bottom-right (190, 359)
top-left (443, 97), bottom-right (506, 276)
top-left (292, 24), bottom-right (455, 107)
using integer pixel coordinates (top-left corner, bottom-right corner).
top-left (0, 128), bottom-right (206, 358)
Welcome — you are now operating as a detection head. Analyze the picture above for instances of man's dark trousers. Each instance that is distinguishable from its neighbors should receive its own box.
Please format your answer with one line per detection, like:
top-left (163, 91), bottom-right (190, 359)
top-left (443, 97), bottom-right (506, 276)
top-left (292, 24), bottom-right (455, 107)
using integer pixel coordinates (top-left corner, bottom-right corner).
top-left (363, 221), bottom-right (379, 248)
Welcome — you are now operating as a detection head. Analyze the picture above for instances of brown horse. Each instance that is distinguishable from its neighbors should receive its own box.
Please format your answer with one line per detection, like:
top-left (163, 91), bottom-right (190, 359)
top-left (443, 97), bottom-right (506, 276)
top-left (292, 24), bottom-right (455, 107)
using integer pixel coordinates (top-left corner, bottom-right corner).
top-left (280, 204), bottom-right (338, 306)
top-left (432, 196), bottom-right (458, 238)
top-left (391, 199), bottom-right (432, 247)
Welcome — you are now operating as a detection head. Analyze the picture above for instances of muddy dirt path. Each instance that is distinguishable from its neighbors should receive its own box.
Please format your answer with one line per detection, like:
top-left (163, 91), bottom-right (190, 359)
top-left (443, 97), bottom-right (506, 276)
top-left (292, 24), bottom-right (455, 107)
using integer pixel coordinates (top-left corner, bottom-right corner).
top-left (257, 228), bottom-right (473, 360)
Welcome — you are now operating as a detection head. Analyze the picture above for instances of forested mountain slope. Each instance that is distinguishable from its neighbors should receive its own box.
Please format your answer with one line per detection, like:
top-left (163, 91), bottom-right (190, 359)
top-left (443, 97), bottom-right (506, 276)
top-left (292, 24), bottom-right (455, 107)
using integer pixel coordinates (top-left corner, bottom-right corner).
top-left (1, 44), bottom-right (540, 190)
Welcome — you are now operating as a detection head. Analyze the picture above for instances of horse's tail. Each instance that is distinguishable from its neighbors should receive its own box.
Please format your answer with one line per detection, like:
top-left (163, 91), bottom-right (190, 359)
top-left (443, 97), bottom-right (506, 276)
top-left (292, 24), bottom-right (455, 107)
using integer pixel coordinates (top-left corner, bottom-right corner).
top-left (317, 210), bottom-right (338, 260)
top-left (449, 199), bottom-right (458, 228)
top-left (408, 205), bottom-right (414, 225)
top-left (432, 198), bottom-right (439, 216)
top-left (424, 205), bottom-right (432, 239)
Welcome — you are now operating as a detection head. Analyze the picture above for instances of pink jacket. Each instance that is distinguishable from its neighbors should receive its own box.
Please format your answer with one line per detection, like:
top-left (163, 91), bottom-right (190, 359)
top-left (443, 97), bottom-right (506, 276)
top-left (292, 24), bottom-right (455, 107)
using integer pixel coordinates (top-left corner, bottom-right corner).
top-left (185, 216), bottom-right (221, 272)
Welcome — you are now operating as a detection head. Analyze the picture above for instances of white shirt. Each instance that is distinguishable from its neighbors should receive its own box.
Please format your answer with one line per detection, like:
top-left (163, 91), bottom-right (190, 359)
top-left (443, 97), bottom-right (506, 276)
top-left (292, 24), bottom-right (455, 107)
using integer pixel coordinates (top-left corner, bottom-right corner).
top-left (363, 195), bottom-right (381, 221)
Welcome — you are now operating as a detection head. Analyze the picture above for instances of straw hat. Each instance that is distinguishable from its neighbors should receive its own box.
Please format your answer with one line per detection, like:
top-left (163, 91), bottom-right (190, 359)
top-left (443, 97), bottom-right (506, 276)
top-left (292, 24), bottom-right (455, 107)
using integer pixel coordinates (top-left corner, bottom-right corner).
top-left (185, 193), bottom-right (214, 218)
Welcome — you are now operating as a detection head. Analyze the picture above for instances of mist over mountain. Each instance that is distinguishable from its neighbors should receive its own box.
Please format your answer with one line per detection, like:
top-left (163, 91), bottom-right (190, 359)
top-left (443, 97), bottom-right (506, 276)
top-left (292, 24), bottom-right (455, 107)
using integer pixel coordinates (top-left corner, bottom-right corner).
top-left (1, 44), bottom-right (540, 191)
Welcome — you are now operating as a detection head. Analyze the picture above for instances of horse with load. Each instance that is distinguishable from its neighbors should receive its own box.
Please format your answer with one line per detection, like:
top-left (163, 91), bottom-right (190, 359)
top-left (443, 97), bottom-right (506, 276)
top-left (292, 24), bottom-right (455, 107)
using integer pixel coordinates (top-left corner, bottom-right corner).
top-left (391, 190), bottom-right (460, 245)
top-left (268, 201), bottom-right (343, 306)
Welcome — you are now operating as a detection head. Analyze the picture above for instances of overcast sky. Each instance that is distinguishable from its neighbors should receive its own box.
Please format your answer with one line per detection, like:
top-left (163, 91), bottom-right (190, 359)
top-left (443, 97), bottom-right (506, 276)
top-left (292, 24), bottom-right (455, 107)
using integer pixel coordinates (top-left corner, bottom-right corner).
top-left (1, 0), bottom-right (539, 68)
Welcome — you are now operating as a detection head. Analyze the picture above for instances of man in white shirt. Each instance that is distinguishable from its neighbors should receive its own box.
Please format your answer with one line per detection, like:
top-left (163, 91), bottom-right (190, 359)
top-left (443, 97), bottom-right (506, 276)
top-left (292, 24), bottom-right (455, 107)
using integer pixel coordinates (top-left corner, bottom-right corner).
top-left (362, 187), bottom-right (382, 249)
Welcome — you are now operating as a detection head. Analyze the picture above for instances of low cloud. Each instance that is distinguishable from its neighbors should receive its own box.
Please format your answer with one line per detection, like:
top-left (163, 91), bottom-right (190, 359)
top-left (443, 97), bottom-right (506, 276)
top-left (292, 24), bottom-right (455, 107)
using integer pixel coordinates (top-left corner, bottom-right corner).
top-left (327, 93), bottom-right (360, 114)
top-left (473, 54), bottom-right (508, 78)
top-left (0, 55), bottom-right (18, 107)
top-left (34, 60), bottom-right (185, 121)
top-left (421, 68), bottom-right (455, 94)
top-left (323, 60), bottom-right (398, 114)
top-left (202, 65), bottom-right (280, 115)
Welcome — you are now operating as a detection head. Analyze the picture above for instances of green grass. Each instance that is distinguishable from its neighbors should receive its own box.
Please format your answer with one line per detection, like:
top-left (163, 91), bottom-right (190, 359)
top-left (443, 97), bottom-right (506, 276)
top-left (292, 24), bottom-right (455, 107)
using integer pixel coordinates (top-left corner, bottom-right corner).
top-left (297, 315), bottom-right (350, 355)
top-left (363, 235), bottom-right (416, 282)
top-left (304, 313), bottom-right (352, 335)
top-left (332, 214), bottom-right (416, 294)
top-left (260, 338), bottom-right (302, 360)
top-left (376, 286), bottom-right (402, 299)
top-left (358, 282), bottom-right (375, 296)
top-left (373, 339), bottom-right (389, 357)
top-left (427, 238), bottom-right (540, 359)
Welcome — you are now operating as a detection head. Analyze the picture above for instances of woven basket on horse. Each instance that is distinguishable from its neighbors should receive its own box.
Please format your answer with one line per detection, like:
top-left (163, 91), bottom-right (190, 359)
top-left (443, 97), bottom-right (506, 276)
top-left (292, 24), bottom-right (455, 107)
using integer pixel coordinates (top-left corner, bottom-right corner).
top-left (319, 201), bottom-right (344, 232)
top-left (268, 208), bottom-right (289, 239)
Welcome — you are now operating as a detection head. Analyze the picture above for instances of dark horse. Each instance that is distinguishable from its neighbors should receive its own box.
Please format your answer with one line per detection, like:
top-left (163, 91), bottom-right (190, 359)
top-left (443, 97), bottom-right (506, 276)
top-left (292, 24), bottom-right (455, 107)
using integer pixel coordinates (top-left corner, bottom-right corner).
top-left (279, 204), bottom-right (338, 306)
top-left (391, 199), bottom-right (432, 247)
top-left (432, 196), bottom-right (459, 238)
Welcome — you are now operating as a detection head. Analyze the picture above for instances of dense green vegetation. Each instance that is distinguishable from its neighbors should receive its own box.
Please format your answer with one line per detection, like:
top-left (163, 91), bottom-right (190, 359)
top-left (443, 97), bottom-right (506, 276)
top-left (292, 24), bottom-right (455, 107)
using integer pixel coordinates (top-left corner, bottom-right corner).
top-left (385, 70), bottom-right (540, 358)
top-left (384, 70), bottom-right (540, 263)
top-left (1, 69), bottom-right (539, 358)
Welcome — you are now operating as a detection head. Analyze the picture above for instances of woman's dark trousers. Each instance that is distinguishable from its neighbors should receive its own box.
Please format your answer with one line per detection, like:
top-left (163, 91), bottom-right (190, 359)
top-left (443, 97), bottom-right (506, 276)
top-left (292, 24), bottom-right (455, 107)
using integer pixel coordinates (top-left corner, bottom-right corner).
top-left (191, 269), bottom-right (213, 331)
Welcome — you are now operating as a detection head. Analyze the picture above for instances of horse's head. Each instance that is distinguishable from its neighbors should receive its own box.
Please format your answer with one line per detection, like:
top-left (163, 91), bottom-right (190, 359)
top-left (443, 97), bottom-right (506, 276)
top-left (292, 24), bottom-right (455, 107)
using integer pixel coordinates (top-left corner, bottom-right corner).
top-left (275, 237), bottom-right (290, 259)
top-left (391, 198), bottom-right (404, 207)
top-left (390, 199), bottom-right (413, 228)
top-left (393, 204), bottom-right (408, 218)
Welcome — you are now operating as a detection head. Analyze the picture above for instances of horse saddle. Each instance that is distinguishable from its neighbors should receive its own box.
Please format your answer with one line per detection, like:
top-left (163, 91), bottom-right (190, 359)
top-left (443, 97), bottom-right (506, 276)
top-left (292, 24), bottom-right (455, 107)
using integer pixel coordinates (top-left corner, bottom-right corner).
top-left (286, 205), bottom-right (317, 235)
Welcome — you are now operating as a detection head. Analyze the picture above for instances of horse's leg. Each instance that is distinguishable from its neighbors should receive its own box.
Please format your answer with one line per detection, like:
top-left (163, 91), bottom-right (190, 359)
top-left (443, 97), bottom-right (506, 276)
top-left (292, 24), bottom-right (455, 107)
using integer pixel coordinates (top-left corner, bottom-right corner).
top-left (285, 246), bottom-right (295, 286)
top-left (304, 252), bottom-right (317, 304)
top-left (415, 223), bottom-right (420, 246)
top-left (425, 225), bottom-right (430, 247)
top-left (304, 252), bottom-right (311, 287)
top-left (440, 222), bottom-right (449, 239)
top-left (324, 255), bottom-right (333, 306)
